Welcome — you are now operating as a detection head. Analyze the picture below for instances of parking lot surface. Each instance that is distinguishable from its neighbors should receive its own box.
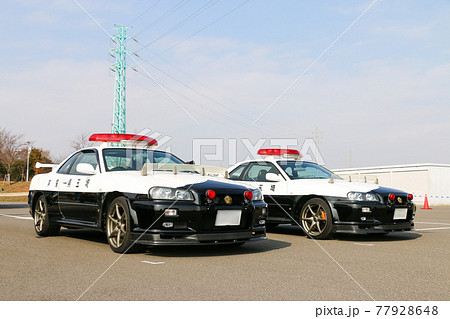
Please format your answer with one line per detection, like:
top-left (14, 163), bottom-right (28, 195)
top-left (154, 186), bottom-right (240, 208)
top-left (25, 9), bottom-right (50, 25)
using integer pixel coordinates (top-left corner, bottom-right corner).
top-left (0, 203), bottom-right (449, 301)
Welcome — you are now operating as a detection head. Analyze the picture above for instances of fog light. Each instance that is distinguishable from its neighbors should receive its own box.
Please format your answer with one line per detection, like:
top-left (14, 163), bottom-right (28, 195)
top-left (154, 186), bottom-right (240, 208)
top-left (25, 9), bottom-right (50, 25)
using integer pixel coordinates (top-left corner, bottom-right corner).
top-left (361, 217), bottom-right (367, 221)
top-left (162, 222), bottom-right (173, 228)
top-left (259, 219), bottom-right (266, 225)
top-left (362, 207), bottom-right (371, 213)
top-left (164, 209), bottom-right (178, 217)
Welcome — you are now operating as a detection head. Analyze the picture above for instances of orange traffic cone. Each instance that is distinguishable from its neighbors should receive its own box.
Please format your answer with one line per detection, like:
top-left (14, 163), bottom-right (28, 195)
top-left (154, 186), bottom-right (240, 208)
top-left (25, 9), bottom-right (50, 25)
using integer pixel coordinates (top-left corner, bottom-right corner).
top-left (421, 194), bottom-right (432, 210)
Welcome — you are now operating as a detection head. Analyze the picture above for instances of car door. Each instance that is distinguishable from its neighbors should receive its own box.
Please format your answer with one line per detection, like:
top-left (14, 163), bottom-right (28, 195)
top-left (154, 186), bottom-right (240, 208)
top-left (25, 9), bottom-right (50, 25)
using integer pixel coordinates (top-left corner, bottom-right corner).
top-left (57, 150), bottom-right (101, 223)
top-left (241, 162), bottom-right (290, 221)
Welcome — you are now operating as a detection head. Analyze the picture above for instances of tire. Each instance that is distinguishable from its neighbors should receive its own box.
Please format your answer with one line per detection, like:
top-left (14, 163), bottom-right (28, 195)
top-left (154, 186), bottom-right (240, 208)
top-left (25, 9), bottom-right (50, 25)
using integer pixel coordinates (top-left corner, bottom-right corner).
top-left (106, 197), bottom-right (138, 253)
top-left (299, 198), bottom-right (333, 239)
top-left (33, 195), bottom-right (60, 236)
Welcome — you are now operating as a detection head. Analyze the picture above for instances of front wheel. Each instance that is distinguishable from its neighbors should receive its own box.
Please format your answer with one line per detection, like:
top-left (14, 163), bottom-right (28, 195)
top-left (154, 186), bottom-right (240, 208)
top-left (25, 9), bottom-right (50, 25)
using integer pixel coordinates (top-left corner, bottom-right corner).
top-left (106, 197), bottom-right (136, 253)
top-left (299, 198), bottom-right (333, 239)
top-left (33, 195), bottom-right (60, 236)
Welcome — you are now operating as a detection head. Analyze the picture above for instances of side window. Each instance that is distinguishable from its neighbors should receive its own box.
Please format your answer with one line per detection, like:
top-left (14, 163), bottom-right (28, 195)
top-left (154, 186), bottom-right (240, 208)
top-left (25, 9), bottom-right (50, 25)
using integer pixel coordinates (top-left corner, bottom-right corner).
top-left (57, 153), bottom-right (81, 175)
top-left (229, 164), bottom-right (247, 180)
top-left (68, 151), bottom-right (99, 175)
top-left (243, 162), bottom-right (280, 182)
top-left (284, 166), bottom-right (294, 178)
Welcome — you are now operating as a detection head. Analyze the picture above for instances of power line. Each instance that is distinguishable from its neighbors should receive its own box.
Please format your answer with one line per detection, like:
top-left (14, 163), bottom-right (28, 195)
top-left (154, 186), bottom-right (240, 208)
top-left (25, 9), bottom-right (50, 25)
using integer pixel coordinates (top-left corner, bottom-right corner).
top-left (130, 70), bottom-right (257, 136)
top-left (131, 49), bottom-right (294, 136)
top-left (136, 0), bottom-right (220, 51)
top-left (132, 45), bottom-right (297, 136)
top-left (134, 0), bottom-right (189, 37)
top-left (142, 0), bottom-right (249, 55)
top-left (128, 0), bottom-right (162, 26)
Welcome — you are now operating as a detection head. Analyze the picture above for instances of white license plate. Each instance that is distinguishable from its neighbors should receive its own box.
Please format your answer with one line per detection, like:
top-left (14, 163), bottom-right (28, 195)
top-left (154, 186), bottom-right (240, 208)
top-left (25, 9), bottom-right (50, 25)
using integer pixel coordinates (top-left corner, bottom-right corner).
top-left (393, 208), bottom-right (408, 220)
top-left (215, 210), bottom-right (242, 226)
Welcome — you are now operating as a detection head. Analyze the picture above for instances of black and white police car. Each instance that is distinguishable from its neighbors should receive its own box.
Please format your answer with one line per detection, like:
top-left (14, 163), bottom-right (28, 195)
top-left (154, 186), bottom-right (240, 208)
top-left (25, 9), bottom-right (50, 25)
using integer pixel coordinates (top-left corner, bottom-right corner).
top-left (227, 149), bottom-right (415, 239)
top-left (28, 133), bottom-right (267, 253)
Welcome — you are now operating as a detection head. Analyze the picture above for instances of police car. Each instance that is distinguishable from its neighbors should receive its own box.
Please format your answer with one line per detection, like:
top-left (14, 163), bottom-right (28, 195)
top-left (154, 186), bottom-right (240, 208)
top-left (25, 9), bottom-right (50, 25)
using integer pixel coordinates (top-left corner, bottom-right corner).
top-left (227, 149), bottom-right (415, 239)
top-left (28, 133), bottom-right (267, 253)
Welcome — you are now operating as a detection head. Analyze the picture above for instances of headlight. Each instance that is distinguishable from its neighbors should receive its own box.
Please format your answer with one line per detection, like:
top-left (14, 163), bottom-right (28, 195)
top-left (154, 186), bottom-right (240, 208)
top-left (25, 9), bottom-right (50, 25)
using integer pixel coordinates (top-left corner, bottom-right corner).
top-left (347, 192), bottom-right (379, 202)
top-left (149, 187), bottom-right (194, 201)
top-left (252, 188), bottom-right (264, 201)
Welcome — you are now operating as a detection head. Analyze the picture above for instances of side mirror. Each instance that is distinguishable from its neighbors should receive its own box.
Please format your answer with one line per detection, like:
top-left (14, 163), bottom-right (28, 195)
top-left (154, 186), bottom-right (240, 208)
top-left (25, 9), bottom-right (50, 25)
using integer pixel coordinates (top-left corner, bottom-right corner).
top-left (76, 163), bottom-right (97, 175)
top-left (185, 160), bottom-right (195, 165)
top-left (266, 173), bottom-right (282, 182)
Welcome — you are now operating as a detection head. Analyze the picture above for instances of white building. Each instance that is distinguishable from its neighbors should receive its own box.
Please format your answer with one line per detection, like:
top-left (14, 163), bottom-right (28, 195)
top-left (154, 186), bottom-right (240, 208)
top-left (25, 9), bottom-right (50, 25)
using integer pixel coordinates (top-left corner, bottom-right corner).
top-left (333, 164), bottom-right (450, 206)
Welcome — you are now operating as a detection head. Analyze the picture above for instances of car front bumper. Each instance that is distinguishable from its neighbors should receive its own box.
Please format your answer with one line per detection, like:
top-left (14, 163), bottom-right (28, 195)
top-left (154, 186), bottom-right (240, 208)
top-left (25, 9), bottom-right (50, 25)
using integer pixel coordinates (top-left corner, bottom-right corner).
top-left (128, 198), bottom-right (267, 245)
top-left (330, 199), bottom-right (415, 234)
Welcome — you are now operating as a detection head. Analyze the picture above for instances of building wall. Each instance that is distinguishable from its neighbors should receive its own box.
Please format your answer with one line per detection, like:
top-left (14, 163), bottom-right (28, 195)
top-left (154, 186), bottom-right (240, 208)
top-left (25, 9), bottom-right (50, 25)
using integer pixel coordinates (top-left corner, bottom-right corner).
top-left (333, 164), bottom-right (450, 206)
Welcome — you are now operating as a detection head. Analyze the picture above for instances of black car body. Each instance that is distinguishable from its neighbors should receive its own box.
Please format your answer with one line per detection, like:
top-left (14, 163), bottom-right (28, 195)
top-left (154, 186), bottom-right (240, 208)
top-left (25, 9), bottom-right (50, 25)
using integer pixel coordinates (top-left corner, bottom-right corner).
top-left (29, 139), bottom-right (267, 253)
top-left (228, 155), bottom-right (415, 239)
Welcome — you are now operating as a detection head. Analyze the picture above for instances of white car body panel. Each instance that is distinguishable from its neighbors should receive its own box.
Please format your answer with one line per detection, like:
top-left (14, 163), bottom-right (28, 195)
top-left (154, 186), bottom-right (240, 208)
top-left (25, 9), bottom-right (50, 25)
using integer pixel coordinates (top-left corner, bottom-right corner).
top-left (228, 159), bottom-right (380, 198)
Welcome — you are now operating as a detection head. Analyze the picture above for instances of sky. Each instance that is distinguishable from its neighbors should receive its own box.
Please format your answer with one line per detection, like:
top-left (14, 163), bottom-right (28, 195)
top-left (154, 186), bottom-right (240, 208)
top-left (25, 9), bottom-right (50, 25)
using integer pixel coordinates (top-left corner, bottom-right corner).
top-left (1, 0), bottom-right (449, 169)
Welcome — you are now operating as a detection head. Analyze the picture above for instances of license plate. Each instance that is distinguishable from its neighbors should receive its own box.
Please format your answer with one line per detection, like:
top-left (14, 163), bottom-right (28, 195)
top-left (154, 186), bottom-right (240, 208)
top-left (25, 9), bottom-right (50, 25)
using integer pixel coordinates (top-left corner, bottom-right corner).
top-left (393, 208), bottom-right (408, 220)
top-left (215, 210), bottom-right (242, 226)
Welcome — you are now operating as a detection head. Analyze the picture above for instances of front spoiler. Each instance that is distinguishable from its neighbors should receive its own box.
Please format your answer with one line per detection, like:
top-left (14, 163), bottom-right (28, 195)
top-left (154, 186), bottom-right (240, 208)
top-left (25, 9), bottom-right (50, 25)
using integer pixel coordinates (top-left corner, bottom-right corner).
top-left (130, 227), bottom-right (267, 246)
top-left (333, 221), bottom-right (414, 234)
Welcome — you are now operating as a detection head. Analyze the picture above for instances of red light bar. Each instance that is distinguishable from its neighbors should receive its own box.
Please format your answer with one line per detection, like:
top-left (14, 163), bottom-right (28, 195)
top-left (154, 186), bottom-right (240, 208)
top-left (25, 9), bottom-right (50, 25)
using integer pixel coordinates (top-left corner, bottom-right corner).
top-left (257, 149), bottom-right (300, 156)
top-left (89, 133), bottom-right (158, 146)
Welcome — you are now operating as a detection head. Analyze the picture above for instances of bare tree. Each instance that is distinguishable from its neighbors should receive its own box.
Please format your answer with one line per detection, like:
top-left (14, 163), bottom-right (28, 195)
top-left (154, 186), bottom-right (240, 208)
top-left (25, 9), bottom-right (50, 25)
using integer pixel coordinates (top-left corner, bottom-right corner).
top-left (71, 133), bottom-right (93, 151)
top-left (0, 129), bottom-right (24, 184)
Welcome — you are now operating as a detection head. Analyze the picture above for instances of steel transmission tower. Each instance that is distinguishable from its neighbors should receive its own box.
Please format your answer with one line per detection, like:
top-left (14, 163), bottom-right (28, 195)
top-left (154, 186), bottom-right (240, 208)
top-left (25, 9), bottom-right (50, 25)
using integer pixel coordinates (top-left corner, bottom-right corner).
top-left (111, 25), bottom-right (129, 134)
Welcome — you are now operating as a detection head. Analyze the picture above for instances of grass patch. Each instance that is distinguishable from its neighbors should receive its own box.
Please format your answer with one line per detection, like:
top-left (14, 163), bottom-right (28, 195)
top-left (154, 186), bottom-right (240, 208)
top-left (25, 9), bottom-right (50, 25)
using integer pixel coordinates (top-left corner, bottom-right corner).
top-left (0, 181), bottom-right (30, 193)
top-left (0, 196), bottom-right (28, 202)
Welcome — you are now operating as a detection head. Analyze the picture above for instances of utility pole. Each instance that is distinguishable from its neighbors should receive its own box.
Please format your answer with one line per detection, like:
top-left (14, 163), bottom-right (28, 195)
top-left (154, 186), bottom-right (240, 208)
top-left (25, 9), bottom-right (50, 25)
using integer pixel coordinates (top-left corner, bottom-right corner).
top-left (111, 25), bottom-right (129, 134)
top-left (26, 141), bottom-right (31, 182)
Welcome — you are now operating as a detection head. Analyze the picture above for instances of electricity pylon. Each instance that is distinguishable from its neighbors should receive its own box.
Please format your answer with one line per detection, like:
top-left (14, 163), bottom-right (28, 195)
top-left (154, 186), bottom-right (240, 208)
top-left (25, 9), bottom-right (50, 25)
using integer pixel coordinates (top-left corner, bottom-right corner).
top-left (111, 25), bottom-right (129, 134)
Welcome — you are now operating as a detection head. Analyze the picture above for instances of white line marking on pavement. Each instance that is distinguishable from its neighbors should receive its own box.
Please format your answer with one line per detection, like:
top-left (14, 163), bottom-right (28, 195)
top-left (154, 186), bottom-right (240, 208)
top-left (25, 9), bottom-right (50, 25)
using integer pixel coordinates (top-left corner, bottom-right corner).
top-left (353, 243), bottom-right (374, 246)
top-left (141, 261), bottom-right (165, 265)
top-left (415, 222), bottom-right (450, 226)
top-left (414, 227), bottom-right (450, 231)
top-left (0, 213), bottom-right (33, 220)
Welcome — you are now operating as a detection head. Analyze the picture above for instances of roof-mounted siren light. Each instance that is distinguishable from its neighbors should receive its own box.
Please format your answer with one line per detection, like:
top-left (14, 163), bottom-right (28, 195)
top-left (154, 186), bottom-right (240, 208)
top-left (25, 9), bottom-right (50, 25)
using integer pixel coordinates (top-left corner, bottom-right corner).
top-left (89, 133), bottom-right (158, 148)
top-left (257, 149), bottom-right (301, 159)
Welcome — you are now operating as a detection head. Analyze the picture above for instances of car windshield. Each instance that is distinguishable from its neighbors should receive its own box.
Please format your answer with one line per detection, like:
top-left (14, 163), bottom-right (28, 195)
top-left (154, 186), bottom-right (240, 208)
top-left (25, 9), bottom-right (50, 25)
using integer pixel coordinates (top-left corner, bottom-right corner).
top-left (277, 161), bottom-right (342, 180)
top-left (103, 148), bottom-right (184, 172)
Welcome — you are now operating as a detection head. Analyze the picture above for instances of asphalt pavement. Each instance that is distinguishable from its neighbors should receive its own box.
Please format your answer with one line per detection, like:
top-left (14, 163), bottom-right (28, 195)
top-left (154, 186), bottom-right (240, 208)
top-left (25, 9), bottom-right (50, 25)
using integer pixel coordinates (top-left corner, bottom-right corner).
top-left (0, 202), bottom-right (449, 301)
